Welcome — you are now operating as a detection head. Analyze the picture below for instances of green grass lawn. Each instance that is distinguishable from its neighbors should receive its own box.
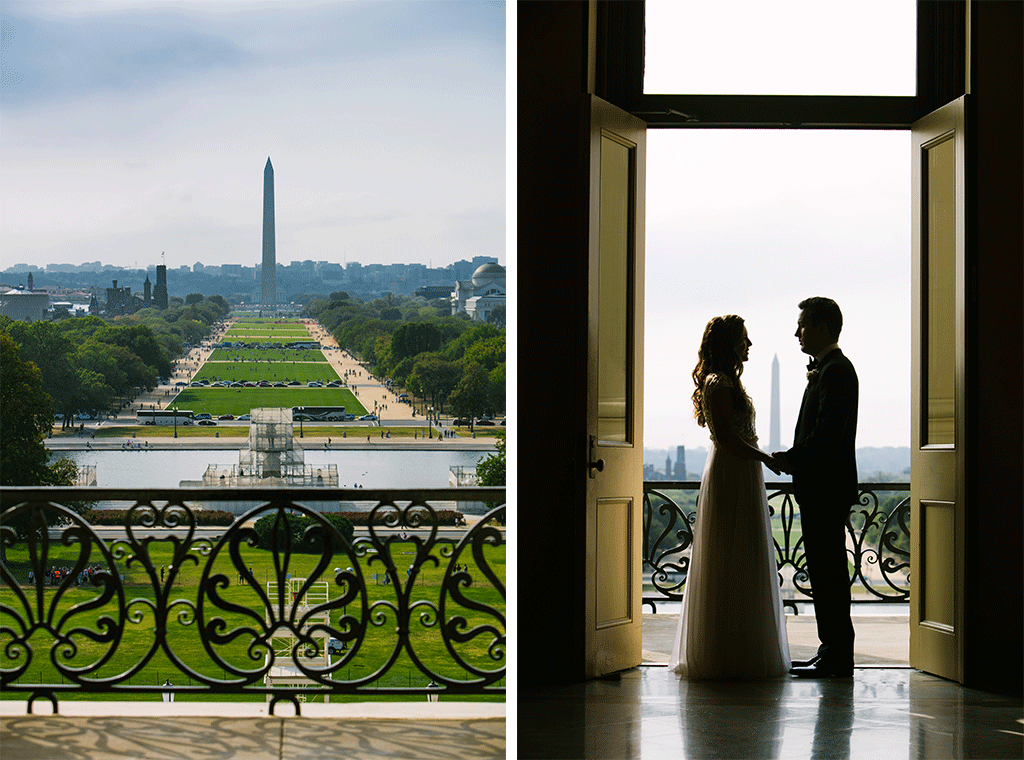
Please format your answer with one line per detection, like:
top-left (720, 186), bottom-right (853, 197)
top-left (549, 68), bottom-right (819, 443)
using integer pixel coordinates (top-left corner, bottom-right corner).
top-left (209, 348), bottom-right (328, 362)
top-left (225, 325), bottom-right (311, 336)
top-left (188, 363), bottom-right (341, 385)
top-left (1, 536), bottom-right (505, 702)
top-left (167, 388), bottom-right (364, 417)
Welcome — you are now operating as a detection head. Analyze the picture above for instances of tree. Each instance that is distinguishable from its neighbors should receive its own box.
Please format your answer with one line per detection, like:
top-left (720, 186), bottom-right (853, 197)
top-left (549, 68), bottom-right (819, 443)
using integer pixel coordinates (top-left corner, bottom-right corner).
top-left (390, 322), bottom-right (442, 364)
top-left (185, 293), bottom-right (204, 306)
top-left (463, 334), bottom-right (505, 372)
top-left (3, 320), bottom-right (81, 427)
top-left (407, 355), bottom-right (462, 414)
top-left (476, 431), bottom-right (505, 514)
top-left (448, 362), bottom-right (490, 426)
top-left (486, 304), bottom-right (506, 328)
top-left (476, 431), bottom-right (505, 487)
top-left (1, 332), bottom-right (56, 486)
top-left (0, 332), bottom-right (81, 561)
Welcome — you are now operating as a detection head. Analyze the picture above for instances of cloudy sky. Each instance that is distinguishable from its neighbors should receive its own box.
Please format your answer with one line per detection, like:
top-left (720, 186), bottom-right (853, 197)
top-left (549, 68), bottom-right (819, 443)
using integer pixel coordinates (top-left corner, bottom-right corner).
top-left (1, 0), bottom-right (505, 271)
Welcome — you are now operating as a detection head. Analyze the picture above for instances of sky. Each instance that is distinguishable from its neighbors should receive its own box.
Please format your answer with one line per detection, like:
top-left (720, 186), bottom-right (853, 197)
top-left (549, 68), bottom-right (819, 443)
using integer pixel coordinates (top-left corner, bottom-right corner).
top-left (642, 0), bottom-right (916, 452)
top-left (0, 0), bottom-right (505, 271)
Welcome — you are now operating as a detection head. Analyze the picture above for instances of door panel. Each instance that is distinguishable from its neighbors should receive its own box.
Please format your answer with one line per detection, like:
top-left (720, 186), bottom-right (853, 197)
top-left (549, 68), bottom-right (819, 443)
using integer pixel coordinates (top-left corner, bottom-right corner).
top-left (585, 95), bottom-right (646, 678)
top-left (910, 97), bottom-right (965, 682)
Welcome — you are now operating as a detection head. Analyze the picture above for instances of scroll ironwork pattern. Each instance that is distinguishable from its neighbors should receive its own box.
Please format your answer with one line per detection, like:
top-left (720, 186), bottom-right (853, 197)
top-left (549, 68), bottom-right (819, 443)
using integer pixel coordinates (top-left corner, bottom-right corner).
top-left (642, 481), bottom-right (910, 610)
top-left (0, 487), bottom-right (505, 714)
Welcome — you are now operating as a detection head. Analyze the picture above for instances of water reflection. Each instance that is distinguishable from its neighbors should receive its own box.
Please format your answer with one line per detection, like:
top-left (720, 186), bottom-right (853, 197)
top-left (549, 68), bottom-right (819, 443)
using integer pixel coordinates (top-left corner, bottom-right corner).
top-left (58, 449), bottom-right (486, 490)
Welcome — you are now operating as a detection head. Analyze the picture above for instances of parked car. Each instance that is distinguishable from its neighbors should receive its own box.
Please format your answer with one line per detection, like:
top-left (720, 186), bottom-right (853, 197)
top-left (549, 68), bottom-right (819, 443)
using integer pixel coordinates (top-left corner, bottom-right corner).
top-left (327, 638), bottom-right (344, 655)
top-left (230, 382), bottom-right (245, 387)
top-left (218, 414), bottom-right (235, 420)
top-left (258, 381), bottom-right (271, 387)
top-left (475, 419), bottom-right (495, 426)
top-left (359, 414), bottom-right (377, 421)
top-left (288, 380), bottom-right (301, 386)
top-left (343, 413), bottom-right (356, 421)
top-left (451, 418), bottom-right (469, 426)
top-left (195, 413), bottom-right (212, 420)
top-left (244, 382), bottom-right (256, 387)
top-left (238, 414), bottom-right (251, 421)
top-left (198, 419), bottom-right (217, 426)
top-left (273, 382), bottom-right (287, 387)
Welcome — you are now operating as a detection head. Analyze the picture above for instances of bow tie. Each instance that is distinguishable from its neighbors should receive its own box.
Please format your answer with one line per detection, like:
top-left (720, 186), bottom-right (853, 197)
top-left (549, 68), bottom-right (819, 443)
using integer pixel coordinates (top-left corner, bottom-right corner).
top-left (807, 359), bottom-right (819, 371)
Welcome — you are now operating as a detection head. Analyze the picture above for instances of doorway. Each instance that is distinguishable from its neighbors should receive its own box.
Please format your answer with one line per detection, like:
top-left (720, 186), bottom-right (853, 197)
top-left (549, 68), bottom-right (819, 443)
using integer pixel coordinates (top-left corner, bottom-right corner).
top-left (640, 129), bottom-right (912, 668)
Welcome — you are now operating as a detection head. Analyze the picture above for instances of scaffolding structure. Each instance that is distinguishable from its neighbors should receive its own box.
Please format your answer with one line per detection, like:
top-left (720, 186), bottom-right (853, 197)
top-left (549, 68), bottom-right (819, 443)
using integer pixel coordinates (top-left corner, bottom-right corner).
top-left (200, 408), bottom-right (338, 488)
top-left (263, 576), bottom-right (334, 703)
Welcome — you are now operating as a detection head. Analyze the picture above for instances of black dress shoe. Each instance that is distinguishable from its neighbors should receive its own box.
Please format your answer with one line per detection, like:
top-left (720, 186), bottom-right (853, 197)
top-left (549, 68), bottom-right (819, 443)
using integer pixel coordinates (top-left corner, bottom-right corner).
top-left (790, 654), bottom-right (822, 668)
top-left (789, 660), bottom-right (853, 678)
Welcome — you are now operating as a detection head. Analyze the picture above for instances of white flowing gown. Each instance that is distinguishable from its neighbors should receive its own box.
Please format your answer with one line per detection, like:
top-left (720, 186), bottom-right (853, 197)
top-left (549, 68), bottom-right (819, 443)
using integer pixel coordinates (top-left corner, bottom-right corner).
top-left (668, 374), bottom-right (791, 679)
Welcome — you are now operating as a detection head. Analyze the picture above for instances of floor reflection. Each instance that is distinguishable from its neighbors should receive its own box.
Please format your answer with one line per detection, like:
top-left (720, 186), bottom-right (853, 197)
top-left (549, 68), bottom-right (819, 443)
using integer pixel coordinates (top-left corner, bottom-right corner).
top-left (519, 668), bottom-right (1022, 759)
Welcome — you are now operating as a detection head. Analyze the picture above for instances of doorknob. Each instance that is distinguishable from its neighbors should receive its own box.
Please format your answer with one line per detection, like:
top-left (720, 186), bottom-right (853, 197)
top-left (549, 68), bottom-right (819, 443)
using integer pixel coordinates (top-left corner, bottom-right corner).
top-left (589, 436), bottom-right (605, 478)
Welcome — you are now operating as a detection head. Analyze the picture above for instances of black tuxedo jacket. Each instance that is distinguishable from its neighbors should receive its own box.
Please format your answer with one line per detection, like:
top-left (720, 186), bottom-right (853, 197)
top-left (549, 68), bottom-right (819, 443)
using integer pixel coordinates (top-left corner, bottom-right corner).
top-left (787, 348), bottom-right (859, 509)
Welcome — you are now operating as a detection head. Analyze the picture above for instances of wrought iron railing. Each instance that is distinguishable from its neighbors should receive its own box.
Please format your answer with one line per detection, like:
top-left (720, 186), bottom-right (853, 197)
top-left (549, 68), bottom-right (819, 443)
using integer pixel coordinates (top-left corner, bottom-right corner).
top-left (643, 481), bottom-right (910, 612)
top-left (0, 487), bottom-right (505, 714)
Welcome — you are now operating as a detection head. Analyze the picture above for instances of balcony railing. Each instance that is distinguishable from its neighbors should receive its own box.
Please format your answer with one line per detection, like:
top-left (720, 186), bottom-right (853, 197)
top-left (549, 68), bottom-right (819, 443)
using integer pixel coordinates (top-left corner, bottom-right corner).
top-left (643, 481), bottom-right (910, 612)
top-left (0, 487), bottom-right (505, 714)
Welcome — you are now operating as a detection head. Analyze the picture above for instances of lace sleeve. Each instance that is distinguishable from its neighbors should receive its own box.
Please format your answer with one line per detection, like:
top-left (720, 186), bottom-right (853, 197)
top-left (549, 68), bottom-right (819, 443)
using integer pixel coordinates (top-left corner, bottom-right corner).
top-left (704, 373), bottom-right (734, 393)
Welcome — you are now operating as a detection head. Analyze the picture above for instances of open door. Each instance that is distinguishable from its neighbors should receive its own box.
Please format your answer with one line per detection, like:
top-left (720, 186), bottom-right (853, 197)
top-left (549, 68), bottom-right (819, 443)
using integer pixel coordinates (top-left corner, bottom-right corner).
top-left (584, 95), bottom-right (646, 678)
top-left (909, 97), bottom-right (966, 682)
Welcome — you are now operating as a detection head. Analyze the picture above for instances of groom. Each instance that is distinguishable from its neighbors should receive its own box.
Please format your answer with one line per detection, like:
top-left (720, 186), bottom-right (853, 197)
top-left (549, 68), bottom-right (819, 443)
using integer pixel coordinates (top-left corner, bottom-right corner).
top-left (773, 297), bottom-right (858, 678)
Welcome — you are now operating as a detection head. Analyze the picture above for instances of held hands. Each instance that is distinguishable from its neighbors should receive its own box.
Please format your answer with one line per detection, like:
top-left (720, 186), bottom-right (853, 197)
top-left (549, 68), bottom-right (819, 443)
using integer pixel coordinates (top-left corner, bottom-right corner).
top-left (763, 454), bottom-right (782, 476)
top-left (769, 451), bottom-right (793, 475)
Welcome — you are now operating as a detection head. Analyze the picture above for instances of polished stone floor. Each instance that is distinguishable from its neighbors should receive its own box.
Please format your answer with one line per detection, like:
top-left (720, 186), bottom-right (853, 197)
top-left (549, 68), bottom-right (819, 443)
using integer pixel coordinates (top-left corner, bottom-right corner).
top-left (518, 668), bottom-right (1023, 759)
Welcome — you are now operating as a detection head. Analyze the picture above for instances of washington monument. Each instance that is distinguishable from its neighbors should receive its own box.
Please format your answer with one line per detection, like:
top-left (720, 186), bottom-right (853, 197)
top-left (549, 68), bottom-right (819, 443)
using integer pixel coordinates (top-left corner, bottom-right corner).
top-left (261, 157), bottom-right (276, 308)
top-left (770, 353), bottom-right (781, 450)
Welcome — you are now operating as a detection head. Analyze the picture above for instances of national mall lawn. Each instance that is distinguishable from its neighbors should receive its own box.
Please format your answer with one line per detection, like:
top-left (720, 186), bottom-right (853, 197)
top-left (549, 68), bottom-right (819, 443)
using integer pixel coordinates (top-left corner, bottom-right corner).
top-left (0, 538), bottom-right (505, 703)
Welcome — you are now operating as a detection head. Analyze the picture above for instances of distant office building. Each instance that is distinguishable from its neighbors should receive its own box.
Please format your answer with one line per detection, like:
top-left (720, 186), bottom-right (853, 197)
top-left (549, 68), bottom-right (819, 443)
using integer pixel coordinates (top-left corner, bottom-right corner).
top-left (26, 273), bottom-right (34, 291)
top-left (0, 288), bottom-right (49, 321)
top-left (154, 265), bottom-right (168, 309)
top-left (451, 262), bottom-right (506, 321)
top-left (674, 446), bottom-right (687, 479)
top-left (261, 157), bottom-right (277, 308)
top-left (144, 275), bottom-right (152, 305)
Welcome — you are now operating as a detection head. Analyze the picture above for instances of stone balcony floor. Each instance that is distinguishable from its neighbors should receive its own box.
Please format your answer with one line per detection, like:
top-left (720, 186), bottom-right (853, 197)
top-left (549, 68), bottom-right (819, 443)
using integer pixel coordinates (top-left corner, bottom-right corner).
top-left (0, 702), bottom-right (505, 760)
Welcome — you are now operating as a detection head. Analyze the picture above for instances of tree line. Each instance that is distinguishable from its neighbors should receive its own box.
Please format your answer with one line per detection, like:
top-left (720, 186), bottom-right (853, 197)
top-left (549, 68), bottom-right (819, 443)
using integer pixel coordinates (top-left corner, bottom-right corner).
top-left (305, 292), bottom-right (505, 422)
top-left (0, 295), bottom-right (230, 429)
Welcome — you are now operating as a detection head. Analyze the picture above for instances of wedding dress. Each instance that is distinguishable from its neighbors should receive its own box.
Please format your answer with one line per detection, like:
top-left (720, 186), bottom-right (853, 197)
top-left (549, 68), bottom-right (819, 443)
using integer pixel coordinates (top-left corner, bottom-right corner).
top-left (668, 373), bottom-right (791, 679)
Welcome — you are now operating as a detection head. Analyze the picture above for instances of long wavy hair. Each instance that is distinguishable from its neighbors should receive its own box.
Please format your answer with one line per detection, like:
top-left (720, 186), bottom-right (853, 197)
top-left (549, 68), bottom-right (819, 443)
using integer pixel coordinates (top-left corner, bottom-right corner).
top-left (691, 315), bottom-right (752, 427)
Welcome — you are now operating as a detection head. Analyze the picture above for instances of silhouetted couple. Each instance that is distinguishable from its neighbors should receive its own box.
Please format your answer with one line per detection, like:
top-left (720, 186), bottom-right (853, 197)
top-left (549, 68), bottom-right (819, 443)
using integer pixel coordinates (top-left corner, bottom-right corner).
top-left (669, 297), bottom-right (858, 680)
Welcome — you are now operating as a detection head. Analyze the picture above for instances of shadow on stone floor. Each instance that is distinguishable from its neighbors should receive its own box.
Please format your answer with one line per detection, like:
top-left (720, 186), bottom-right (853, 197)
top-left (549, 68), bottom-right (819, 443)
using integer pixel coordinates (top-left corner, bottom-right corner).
top-left (0, 716), bottom-right (505, 760)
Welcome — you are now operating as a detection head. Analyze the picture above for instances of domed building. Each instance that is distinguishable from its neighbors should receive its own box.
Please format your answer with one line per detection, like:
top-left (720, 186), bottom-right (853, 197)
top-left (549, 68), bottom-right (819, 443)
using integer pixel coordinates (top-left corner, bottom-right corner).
top-left (451, 262), bottom-right (506, 321)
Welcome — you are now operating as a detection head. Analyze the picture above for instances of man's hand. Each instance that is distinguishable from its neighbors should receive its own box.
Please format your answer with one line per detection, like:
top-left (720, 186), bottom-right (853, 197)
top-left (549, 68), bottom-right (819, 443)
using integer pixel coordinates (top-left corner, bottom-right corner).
top-left (771, 451), bottom-right (793, 474)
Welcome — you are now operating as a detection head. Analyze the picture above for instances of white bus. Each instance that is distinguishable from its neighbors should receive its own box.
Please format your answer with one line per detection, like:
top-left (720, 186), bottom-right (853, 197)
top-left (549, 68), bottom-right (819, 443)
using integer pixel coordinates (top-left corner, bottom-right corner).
top-left (137, 409), bottom-right (195, 425)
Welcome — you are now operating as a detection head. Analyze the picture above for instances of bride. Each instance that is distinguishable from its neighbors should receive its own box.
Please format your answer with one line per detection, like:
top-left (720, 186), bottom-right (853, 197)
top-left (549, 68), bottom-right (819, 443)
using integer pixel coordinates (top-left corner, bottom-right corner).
top-left (668, 315), bottom-right (792, 679)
